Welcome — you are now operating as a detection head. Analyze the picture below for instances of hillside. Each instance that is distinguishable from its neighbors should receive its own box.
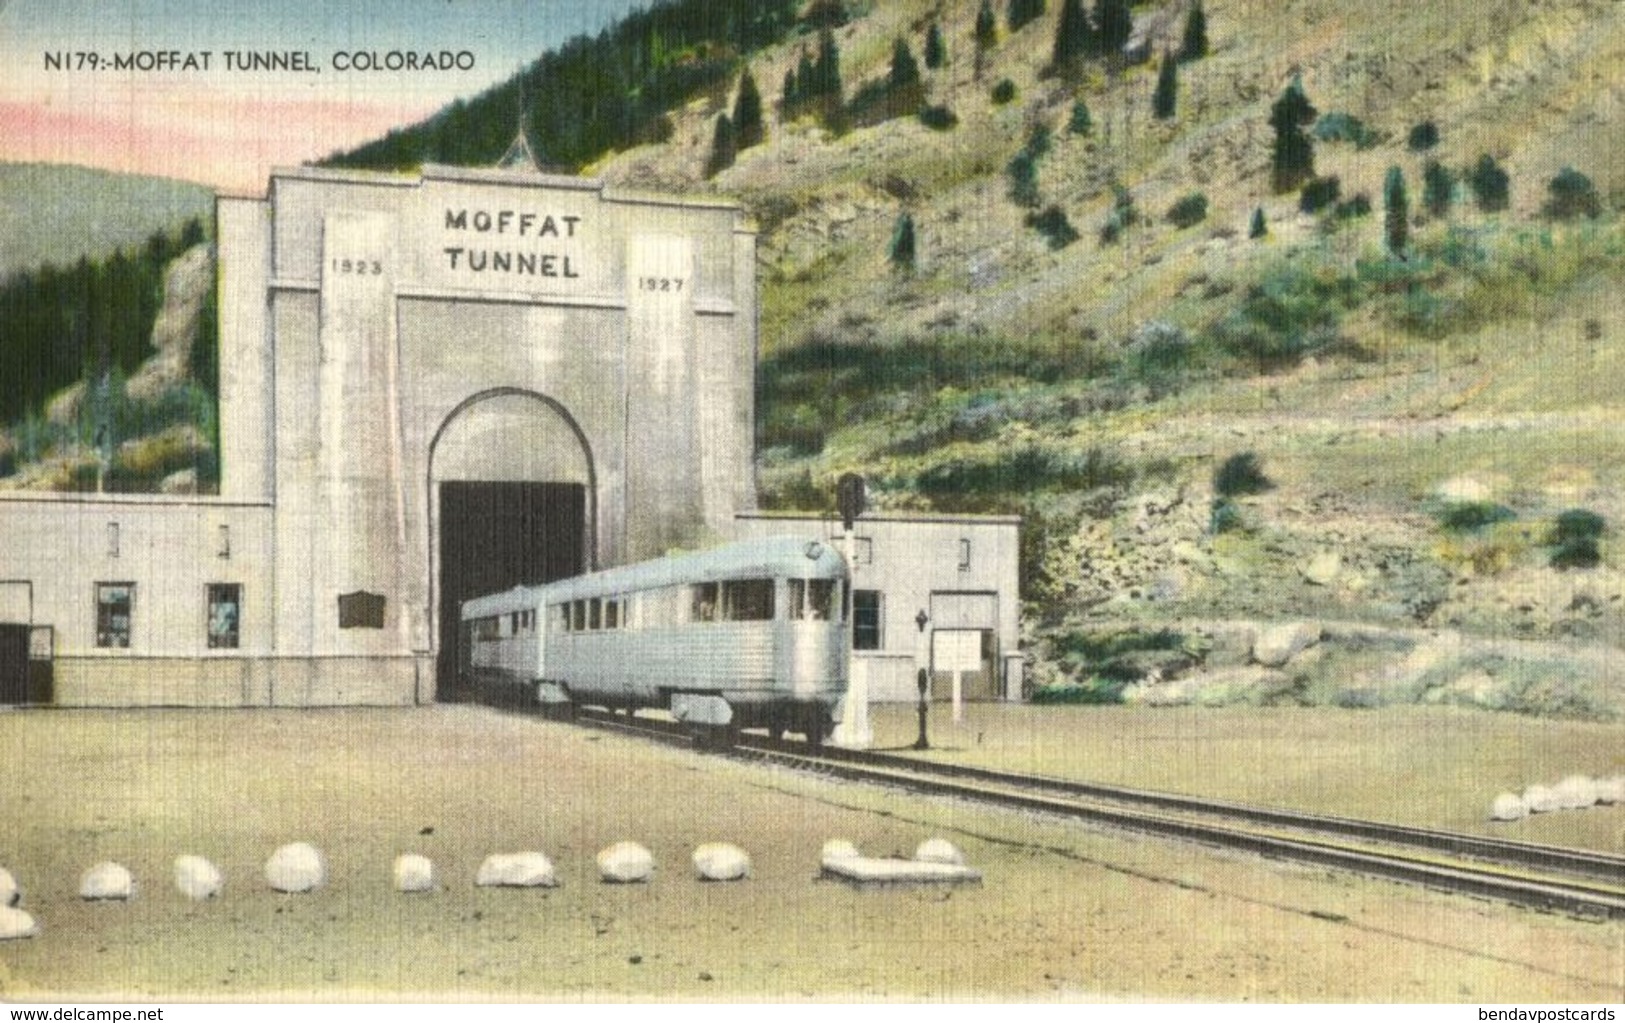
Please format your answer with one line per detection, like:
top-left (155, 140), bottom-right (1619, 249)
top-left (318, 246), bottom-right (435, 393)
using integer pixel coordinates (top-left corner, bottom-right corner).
top-left (7, 0), bottom-right (1625, 715)
top-left (0, 163), bottom-right (214, 281)
top-left (575, 0), bottom-right (1625, 713)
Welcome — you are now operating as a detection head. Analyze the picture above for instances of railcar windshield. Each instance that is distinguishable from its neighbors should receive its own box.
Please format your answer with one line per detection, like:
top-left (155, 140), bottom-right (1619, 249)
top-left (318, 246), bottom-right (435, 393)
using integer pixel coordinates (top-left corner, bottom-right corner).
top-left (788, 578), bottom-right (839, 622)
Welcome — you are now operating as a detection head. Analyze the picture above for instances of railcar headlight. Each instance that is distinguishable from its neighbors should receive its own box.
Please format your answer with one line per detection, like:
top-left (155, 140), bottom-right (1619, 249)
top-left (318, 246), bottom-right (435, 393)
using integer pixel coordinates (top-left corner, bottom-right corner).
top-left (804, 541), bottom-right (824, 561)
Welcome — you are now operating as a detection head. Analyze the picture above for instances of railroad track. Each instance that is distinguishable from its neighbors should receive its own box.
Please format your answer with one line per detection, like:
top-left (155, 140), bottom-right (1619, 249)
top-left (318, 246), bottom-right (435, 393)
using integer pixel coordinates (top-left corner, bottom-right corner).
top-left (570, 707), bottom-right (1625, 919)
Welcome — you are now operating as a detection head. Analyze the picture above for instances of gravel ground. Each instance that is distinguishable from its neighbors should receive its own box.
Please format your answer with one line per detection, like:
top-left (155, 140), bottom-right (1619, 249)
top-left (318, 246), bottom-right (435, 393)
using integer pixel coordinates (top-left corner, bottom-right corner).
top-left (0, 706), bottom-right (1618, 1002)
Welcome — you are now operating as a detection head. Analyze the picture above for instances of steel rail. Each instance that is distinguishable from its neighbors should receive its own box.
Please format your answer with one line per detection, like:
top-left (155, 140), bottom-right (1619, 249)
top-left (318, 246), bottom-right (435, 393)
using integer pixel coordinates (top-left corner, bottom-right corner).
top-left (568, 707), bottom-right (1625, 918)
top-left (734, 735), bottom-right (1625, 885)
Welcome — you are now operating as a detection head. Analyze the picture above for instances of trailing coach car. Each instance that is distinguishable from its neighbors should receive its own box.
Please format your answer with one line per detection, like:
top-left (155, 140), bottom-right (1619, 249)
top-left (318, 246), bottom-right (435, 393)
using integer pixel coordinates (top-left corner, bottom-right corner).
top-left (459, 536), bottom-right (849, 743)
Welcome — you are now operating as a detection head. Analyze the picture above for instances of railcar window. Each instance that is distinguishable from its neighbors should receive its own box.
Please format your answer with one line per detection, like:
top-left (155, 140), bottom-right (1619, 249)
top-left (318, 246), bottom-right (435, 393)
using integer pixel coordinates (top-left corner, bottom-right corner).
top-left (722, 579), bottom-right (774, 621)
top-left (474, 617), bottom-right (499, 641)
top-left (788, 579), bottom-right (837, 621)
top-left (557, 604), bottom-right (570, 632)
top-left (691, 582), bottom-right (718, 623)
top-left (606, 599), bottom-right (620, 630)
top-left (572, 600), bottom-right (586, 632)
top-left (589, 597), bottom-right (602, 630)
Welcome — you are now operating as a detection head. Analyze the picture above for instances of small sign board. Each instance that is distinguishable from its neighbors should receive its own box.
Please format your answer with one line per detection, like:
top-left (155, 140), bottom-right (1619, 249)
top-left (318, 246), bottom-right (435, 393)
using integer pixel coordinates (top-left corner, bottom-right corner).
top-left (932, 629), bottom-right (984, 673)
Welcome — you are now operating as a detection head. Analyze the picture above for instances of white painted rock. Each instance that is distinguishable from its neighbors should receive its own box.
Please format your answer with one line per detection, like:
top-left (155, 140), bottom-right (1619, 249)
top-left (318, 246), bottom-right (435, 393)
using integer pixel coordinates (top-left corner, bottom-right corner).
top-left (79, 861), bottom-right (134, 901)
top-left (0, 867), bottom-right (20, 907)
top-left (1553, 775), bottom-right (1598, 810)
top-left (1488, 792), bottom-right (1527, 821)
top-left (475, 852), bottom-right (558, 888)
top-left (596, 842), bottom-right (654, 883)
top-left (265, 842), bottom-right (327, 893)
top-left (174, 855), bottom-right (223, 900)
top-left (1595, 776), bottom-right (1625, 804)
top-left (914, 838), bottom-right (967, 865)
top-left (1523, 784), bottom-right (1561, 814)
top-left (820, 839), bottom-right (861, 864)
top-left (692, 842), bottom-right (750, 881)
top-left (0, 906), bottom-right (38, 940)
top-left (393, 854), bottom-right (435, 893)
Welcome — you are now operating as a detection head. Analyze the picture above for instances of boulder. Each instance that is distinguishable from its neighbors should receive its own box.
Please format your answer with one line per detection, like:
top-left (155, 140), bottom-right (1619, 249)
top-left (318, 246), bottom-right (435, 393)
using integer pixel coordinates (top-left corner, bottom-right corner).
top-left (820, 839), bottom-right (860, 865)
top-left (1595, 776), bottom-right (1625, 804)
top-left (1488, 792), bottom-right (1527, 821)
top-left (1522, 784), bottom-right (1561, 814)
top-left (475, 852), bottom-right (558, 888)
top-left (0, 907), bottom-right (38, 940)
top-left (692, 842), bottom-right (751, 881)
top-left (1301, 551), bottom-right (1342, 587)
top-left (0, 867), bottom-right (19, 907)
top-left (914, 838), bottom-right (966, 866)
top-left (265, 842), bottom-right (327, 893)
top-left (173, 855), bottom-right (222, 900)
top-left (393, 854), bottom-right (435, 893)
top-left (596, 842), bottom-right (654, 884)
top-left (1252, 622), bottom-right (1321, 667)
top-left (79, 861), bottom-right (135, 901)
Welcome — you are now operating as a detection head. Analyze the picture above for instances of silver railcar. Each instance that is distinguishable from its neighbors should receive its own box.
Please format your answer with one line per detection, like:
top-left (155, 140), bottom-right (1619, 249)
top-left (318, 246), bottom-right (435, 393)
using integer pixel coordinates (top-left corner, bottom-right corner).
top-left (460, 536), bottom-right (848, 742)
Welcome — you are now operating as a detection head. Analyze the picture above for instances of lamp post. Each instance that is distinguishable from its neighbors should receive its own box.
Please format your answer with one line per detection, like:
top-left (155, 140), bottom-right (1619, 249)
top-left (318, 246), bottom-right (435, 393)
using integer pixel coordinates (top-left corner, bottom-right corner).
top-left (913, 608), bottom-right (930, 751)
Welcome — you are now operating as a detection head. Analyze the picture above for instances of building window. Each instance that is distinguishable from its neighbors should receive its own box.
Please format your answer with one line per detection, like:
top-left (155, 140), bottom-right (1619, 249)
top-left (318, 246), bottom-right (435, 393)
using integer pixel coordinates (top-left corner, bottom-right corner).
top-left (217, 524), bottom-right (231, 559)
top-left (337, 591), bottom-right (386, 629)
top-left (958, 538), bottom-right (972, 571)
top-left (853, 589), bottom-right (882, 650)
top-left (207, 584), bottom-right (241, 649)
top-left (96, 583), bottom-right (133, 648)
top-left (107, 522), bottom-right (120, 558)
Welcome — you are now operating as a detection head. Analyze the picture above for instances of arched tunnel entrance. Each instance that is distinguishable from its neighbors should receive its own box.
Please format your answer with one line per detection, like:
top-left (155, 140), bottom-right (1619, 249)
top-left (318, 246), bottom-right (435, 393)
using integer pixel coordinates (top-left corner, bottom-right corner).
top-left (428, 390), bottom-right (596, 701)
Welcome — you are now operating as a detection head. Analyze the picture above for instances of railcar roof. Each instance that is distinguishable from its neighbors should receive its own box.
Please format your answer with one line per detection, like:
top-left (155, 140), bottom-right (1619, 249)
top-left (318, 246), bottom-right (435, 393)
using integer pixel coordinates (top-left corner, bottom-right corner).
top-left (461, 535), bottom-right (846, 619)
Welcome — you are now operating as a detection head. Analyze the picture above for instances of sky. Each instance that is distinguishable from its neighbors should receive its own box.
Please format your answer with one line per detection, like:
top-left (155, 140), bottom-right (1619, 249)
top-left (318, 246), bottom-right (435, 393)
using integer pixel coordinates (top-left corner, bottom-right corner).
top-left (0, 0), bottom-right (647, 194)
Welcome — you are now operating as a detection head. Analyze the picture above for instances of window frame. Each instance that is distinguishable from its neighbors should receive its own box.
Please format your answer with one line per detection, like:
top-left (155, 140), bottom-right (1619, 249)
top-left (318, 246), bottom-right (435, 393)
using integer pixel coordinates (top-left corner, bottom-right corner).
top-left (852, 588), bottom-right (883, 651)
top-left (95, 582), bottom-right (135, 649)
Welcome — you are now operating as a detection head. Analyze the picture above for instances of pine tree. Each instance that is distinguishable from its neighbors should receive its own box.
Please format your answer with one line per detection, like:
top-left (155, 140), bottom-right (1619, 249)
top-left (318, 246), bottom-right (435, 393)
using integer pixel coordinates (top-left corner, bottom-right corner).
top-left (1007, 151), bottom-right (1040, 207)
top-left (889, 211), bottom-right (917, 270)
top-left (974, 0), bottom-right (998, 78)
top-left (1068, 100), bottom-right (1092, 135)
top-left (1179, 0), bottom-right (1209, 62)
top-left (797, 48), bottom-right (817, 99)
top-left (889, 37), bottom-right (921, 90)
top-left (1152, 49), bottom-right (1178, 119)
top-left (924, 21), bottom-right (946, 69)
top-left (1092, 0), bottom-right (1134, 57)
top-left (706, 113), bottom-right (737, 177)
top-left (1008, 0), bottom-right (1047, 34)
top-left (1422, 159), bottom-right (1454, 218)
top-left (1384, 165), bottom-right (1409, 256)
top-left (1269, 76), bottom-right (1317, 193)
top-left (813, 28), bottom-right (842, 98)
top-left (732, 68), bottom-right (764, 150)
top-left (1051, 0), bottom-right (1094, 68)
top-left (1467, 154), bottom-right (1510, 212)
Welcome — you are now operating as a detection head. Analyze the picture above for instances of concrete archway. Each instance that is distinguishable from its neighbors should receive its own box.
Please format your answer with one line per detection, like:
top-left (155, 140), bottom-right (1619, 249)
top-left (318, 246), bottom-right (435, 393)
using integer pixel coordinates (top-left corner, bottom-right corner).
top-left (427, 389), bottom-right (597, 700)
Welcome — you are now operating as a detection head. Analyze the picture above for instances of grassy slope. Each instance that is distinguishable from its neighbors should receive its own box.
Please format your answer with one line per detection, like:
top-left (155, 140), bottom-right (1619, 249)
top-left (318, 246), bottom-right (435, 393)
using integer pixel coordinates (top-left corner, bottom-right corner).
top-left (591, 0), bottom-right (1625, 661)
